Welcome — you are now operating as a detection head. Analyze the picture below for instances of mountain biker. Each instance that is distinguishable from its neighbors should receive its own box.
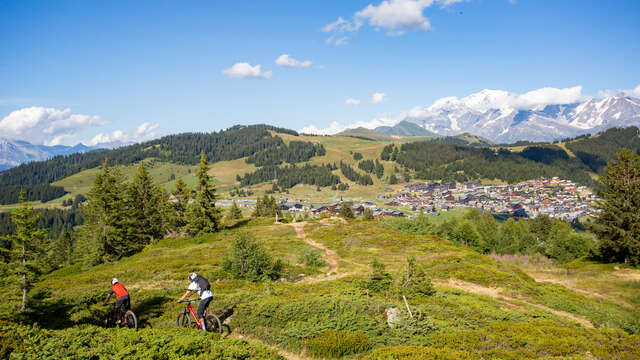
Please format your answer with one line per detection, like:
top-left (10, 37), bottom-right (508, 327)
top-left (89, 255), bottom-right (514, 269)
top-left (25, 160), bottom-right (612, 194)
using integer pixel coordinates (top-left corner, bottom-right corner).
top-left (103, 278), bottom-right (130, 323)
top-left (178, 272), bottom-right (212, 330)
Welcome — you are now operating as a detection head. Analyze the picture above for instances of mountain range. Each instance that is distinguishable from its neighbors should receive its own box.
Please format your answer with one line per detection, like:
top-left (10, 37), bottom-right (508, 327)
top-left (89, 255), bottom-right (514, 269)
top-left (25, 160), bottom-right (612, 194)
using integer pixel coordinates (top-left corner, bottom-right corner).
top-left (0, 139), bottom-right (98, 172)
top-left (401, 91), bottom-right (640, 143)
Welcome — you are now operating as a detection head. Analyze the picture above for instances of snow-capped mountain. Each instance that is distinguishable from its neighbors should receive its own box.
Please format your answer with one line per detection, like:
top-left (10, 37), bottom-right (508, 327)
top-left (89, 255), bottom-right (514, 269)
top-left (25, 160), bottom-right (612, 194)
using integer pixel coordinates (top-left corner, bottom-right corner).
top-left (0, 139), bottom-right (98, 171)
top-left (404, 91), bottom-right (640, 143)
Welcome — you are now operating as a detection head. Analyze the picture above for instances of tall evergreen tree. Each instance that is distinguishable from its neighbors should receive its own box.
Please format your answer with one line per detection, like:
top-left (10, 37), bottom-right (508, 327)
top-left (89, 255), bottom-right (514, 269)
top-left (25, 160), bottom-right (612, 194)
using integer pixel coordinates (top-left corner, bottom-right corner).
top-left (185, 152), bottom-right (221, 235)
top-left (4, 192), bottom-right (47, 311)
top-left (126, 163), bottom-right (166, 246)
top-left (592, 149), bottom-right (640, 265)
top-left (169, 178), bottom-right (190, 230)
top-left (84, 159), bottom-right (128, 262)
top-left (51, 227), bottom-right (74, 267)
top-left (228, 201), bottom-right (243, 220)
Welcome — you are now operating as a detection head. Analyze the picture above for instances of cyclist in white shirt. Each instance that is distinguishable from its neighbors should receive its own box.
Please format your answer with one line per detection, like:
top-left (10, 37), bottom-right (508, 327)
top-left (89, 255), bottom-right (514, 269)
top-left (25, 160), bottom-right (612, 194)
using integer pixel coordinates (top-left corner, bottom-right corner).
top-left (178, 272), bottom-right (213, 330)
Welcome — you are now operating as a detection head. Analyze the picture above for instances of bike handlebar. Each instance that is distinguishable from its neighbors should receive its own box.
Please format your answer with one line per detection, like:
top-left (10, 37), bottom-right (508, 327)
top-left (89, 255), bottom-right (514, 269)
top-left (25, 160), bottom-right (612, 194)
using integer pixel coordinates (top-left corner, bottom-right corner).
top-left (178, 299), bottom-right (200, 303)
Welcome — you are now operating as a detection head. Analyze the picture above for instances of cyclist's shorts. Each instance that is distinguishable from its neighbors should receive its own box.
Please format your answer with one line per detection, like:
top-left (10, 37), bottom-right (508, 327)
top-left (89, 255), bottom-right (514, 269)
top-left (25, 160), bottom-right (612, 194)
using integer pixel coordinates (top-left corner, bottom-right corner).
top-left (115, 294), bottom-right (130, 310)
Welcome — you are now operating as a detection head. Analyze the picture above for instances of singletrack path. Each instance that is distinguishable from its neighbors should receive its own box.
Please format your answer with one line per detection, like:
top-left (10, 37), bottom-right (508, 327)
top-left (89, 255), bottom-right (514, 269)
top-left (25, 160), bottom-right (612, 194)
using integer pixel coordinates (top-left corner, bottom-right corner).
top-left (436, 279), bottom-right (595, 329)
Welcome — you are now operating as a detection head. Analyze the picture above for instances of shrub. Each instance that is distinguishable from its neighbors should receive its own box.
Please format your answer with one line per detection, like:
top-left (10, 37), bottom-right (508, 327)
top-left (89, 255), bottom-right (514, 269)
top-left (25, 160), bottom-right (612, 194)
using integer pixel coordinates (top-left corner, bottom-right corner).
top-left (363, 208), bottom-right (374, 221)
top-left (362, 259), bottom-right (392, 293)
top-left (304, 330), bottom-right (370, 358)
top-left (298, 250), bottom-right (326, 268)
top-left (400, 257), bottom-right (436, 297)
top-left (221, 232), bottom-right (284, 281)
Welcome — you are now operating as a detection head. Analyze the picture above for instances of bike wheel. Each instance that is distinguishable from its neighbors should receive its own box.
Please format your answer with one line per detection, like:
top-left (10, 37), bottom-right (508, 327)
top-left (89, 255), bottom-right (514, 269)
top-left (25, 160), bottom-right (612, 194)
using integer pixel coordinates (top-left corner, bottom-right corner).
top-left (177, 311), bottom-right (192, 328)
top-left (205, 314), bottom-right (222, 334)
top-left (105, 310), bottom-right (117, 328)
top-left (123, 310), bottom-right (138, 331)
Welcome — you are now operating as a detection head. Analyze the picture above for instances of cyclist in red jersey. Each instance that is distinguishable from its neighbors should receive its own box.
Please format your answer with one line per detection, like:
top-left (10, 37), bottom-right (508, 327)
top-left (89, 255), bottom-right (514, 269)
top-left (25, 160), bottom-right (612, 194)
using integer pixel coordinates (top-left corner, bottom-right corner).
top-left (103, 278), bottom-right (130, 323)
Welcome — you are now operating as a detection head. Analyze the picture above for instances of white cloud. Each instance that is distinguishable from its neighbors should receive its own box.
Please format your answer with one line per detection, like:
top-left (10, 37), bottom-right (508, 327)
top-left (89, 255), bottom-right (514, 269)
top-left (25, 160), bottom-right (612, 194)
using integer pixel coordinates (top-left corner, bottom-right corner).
top-left (355, 0), bottom-right (434, 35)
top-left (0, 107), bottom-right (105, 145)
top-left (275, 54), bottom-right (312, 68)
top-left (299, 114), bottom-right (397, 135)
top-left (322, 16), bottom-right (363, 33)
top-left (598, 84), bottom-right (640, 98)
top-left (513, 86), bottom-right (584, 109)
top-left (345, 98), bottom-right (361, 105)
top-left (223, 62), bottom-right (272, 79)
top-left (370, 92), bottom-right (387, 104)
top-left (438, 0), bottom-right (469, 6)
top-left (86, 122), bottom-right (159, 147)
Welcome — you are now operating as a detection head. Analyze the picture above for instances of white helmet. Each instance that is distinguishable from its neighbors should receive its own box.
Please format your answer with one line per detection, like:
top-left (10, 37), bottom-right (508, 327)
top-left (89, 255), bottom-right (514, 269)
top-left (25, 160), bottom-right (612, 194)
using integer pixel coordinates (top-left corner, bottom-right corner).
top-left (111, 278), bottom-right (119, 285)
top-left (188, 272), bottom-right (197, 280)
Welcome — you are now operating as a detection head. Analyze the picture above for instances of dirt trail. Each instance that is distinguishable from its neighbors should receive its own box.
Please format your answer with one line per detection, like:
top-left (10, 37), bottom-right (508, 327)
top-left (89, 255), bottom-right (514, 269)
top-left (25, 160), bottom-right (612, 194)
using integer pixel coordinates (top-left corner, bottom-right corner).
top-left (291, 222), bottom-right (362, 283)
top-left (229, 333), bottom-right (310, 360)
top-left (436, 279), bottom-right (595, 329)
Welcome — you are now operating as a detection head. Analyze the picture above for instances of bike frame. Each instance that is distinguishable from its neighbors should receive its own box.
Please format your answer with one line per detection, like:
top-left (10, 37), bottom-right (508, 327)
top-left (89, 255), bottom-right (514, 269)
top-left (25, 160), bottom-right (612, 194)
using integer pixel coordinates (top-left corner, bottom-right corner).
top-left (185, 302), bottom-right (205, 327)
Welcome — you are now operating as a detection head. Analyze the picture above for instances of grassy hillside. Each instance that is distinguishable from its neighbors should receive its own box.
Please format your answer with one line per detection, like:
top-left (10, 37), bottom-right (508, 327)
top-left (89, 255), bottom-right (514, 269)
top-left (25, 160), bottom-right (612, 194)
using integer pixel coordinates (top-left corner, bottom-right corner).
top-left (3, 218), bottom-right (638, 359)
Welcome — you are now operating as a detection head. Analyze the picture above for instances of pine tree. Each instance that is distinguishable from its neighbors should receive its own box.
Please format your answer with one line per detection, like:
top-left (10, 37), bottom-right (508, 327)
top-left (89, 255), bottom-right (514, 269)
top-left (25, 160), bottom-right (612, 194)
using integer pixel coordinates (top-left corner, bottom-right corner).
top-left (185, 152), bottom-right (221, 235)
top-left (363, 208), bottom-right (374, 221)
top-left (84, 159), bottom-right (129, 262)
top-left (389, 174), bottom-right (398, 185)
top-left (4, 192), bottom-right (47, 311)
top-left (228, 201), bottom-right (243, 220)
top-left (126, 163), bottom-right (166, 247)
top-left (339, 204), bottom-right (355, 219)
top-left (592, 149), bottom-right (640, 265)
top-left (51, 227), bottom-right (74, 267)
top-left (170, 178), bottom-right (190, 230)
top-left (374, 159), bottom-right (384, 179)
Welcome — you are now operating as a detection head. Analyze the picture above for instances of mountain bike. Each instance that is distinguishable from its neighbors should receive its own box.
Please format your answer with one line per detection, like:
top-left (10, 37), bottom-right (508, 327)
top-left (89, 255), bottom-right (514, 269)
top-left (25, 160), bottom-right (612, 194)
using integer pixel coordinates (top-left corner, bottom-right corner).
top-left (105, 305), bottom-right (138, 331)
top-left (176, 299), bottom-right (222, 333)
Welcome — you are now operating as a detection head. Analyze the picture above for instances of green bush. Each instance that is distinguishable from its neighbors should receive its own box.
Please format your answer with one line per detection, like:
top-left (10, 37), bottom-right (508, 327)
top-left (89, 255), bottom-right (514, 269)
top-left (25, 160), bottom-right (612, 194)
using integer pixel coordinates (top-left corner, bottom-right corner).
top-left (0, 322), bottom-right (283, 360)
top-left (304, 329), bottom-right (370, 358)
top-left (298, 250), bottom-right (326, 268)
top-left (221, 232), bottom-right (284, 281)
top-left (362, 259), bottom-right (392, 293)
top-left (400, 257), bottom-right (436, 297)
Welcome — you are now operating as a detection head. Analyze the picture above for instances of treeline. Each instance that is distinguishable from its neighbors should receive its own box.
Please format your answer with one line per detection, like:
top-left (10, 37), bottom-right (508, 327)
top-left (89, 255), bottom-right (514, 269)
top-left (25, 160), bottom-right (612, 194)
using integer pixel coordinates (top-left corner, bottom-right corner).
top-left (0, 204), bottom-right (85, 241)
top-left (395, 142), bottom-right (594, 185)
top-left (246, 141), bottom-right (326, 166)
top-left (340, 162), bottom-right (373, 185)
top-left (0, 184), bottom-right (67, 205)
top-left (238, 164), bottom-right (341, 189)
top-left (0, 125), bottom-right (306, 187)
top-left (382, 209), bottom-right (592, 264)
top-left (358, 159), bottom-right (384, 179)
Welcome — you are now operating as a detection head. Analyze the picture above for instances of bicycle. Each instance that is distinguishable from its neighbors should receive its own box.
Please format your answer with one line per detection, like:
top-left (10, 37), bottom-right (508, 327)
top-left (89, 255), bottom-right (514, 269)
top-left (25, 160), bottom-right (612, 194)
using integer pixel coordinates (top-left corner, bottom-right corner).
top-left (105, 305), bottom-right (138, 331)
top-left (176, 298), bottom-right (222, 333)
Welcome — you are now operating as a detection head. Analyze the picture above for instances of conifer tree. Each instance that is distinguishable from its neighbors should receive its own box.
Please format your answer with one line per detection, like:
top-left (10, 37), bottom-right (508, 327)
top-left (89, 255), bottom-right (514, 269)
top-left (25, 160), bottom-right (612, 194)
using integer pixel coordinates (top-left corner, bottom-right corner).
top-left (363, 208), bottom-right (374, 221)
top-left (51, 227), bottom-right (74, 267)
top-left (339, 204), bottom-right (355, 219)
top-left (126, 163), bottom-right (166, 247)
top-left (170, 178), bottom-right (190, 230)
top-left (228, 201), bottom-right (243, 220)
top-left (84, 159), bottom-right (128, 262)
top-left (374, 159), bottom-right (384, 179)
top-left (185, 152), bottom-right (221, 235)
top-left (4, 192), bottom-right (47, 311)
top-left (592, 149), bottom-right (640, 265)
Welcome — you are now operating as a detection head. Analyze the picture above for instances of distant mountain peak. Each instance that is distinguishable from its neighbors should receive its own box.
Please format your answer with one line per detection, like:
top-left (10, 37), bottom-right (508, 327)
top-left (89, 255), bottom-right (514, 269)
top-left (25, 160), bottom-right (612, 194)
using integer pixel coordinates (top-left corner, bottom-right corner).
top-left (405, 94), bottom-right (640, 143)
top-left (0, 138), bottom-right (99, 171)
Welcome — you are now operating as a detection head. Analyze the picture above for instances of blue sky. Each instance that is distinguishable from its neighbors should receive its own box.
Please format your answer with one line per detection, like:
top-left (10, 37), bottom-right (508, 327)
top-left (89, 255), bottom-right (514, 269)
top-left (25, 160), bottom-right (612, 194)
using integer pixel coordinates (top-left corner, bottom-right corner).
top-left (0, 0), bottom-right (638, 145)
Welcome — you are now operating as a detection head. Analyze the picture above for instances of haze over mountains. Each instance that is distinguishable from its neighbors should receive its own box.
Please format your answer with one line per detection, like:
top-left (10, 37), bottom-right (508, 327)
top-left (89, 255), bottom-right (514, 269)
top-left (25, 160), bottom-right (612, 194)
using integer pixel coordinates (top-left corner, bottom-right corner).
top-left (0, 138), bottom-right (119, 171)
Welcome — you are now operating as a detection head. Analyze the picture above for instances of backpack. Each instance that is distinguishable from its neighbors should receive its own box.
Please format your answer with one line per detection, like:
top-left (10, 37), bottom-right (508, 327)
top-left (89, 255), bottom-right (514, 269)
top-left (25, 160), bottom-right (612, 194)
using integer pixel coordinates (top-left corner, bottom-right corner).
top-left (195, 276), bottom-right (210, 291)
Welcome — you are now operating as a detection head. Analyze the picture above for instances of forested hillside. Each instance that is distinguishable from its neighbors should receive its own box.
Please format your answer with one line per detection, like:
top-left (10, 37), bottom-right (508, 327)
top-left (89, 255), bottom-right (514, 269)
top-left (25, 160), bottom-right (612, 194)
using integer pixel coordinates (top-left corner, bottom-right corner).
top-left (565, 127), bottom-right (640, 173)
top-left (0, 125), bottom-right (316, 187)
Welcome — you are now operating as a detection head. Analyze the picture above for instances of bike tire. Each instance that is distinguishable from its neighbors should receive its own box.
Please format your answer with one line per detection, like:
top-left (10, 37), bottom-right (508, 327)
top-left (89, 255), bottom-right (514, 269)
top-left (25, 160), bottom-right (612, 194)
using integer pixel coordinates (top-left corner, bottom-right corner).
top-left (124, 310), bottom-right (138, 331)
top-left (105, 310), bottom-right (117, 328)
top-left (177, 311), bottom-right (193, 328)
top-left (205, 314), bottom-right (222, 334)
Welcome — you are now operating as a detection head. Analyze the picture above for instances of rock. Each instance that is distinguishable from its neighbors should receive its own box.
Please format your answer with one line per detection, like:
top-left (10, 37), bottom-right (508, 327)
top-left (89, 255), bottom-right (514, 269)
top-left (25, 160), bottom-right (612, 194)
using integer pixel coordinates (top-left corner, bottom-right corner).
top-left (385, 307), bottom-right (403, 328)
top-left (614, 265), bottom-right (620, 270)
